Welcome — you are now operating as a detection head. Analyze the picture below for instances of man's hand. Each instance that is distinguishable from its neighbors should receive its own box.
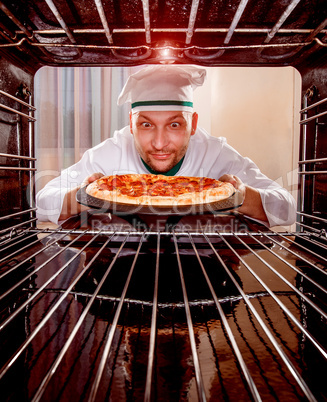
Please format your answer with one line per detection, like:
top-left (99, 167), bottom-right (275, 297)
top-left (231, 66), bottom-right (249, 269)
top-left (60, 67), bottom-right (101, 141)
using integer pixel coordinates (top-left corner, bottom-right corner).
top-left (219, 174), bottom-right (246, 197)
top-left (219, 174), bottom-right (269, 224)
top-left (81, 172), bottom-right (104, 187)
top-left (59, 172), bottom-right (104, 221)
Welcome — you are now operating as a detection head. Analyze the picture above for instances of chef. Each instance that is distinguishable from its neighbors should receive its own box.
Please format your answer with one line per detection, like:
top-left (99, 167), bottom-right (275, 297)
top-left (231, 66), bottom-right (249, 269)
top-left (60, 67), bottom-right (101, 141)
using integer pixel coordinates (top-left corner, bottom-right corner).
top-left (36, 65), bottom-right (296, 227)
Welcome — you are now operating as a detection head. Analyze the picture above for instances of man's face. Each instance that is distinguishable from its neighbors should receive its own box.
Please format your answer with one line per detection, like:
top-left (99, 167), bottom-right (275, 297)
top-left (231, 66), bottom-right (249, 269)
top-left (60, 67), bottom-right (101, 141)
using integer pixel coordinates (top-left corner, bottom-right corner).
top-left (130, 110), bottom-right (198, 173)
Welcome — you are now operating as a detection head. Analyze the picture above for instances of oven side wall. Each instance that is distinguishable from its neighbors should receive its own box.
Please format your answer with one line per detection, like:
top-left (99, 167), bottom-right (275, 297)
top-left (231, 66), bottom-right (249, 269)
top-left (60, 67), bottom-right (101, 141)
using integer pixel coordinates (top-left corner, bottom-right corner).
top-left (0, 58), bottom-right (35, 227)
top-left (297, 64), bottom-right (327, 229)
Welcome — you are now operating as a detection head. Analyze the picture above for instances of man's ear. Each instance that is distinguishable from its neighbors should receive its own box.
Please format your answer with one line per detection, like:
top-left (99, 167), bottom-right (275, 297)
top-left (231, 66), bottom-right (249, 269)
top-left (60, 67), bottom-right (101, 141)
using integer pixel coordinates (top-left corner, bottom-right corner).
top-left (129, 111), bottom-right (133, 134)
top-left (191, 112), bottom-right (198, 135)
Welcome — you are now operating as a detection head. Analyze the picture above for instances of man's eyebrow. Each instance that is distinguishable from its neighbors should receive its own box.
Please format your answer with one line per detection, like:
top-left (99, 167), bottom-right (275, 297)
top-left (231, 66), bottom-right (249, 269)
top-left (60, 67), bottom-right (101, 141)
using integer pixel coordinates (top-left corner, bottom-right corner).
top-left (167, 114), bottom-right (186, 121)
top-left (137, 114), bottom-right (151, 120)
top-left (136, 113), bottom-right (186, 122)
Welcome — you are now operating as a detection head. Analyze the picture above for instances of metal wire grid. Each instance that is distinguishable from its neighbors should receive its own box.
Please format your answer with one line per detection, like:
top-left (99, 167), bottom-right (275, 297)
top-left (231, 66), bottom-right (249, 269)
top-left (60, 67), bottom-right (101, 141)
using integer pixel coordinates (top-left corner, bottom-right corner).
top-left (298, 95), bottom-right (327, 235)
top-left (0, 0), bottom-right (326, 62)
top-left (0, 89), bottom-right (37, 231)
top-left (0, 228), bottom-right (326, 401)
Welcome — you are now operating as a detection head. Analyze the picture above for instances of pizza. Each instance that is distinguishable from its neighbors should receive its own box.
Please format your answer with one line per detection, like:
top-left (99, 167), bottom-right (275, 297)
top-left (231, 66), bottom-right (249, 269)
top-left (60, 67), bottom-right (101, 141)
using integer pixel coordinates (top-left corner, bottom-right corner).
top-left (85, 174), bottom-right (234, 206)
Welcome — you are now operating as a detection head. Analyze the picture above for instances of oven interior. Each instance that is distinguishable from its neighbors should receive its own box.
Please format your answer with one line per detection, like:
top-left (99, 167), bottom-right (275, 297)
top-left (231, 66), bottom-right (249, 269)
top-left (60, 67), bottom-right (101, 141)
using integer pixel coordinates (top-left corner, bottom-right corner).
top-left (0, 0), bottom-right (327, 400)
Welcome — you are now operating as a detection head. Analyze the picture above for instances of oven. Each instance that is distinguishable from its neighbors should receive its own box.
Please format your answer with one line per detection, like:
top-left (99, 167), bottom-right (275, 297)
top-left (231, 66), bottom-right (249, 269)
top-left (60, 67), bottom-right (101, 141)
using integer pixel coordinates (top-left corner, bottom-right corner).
top-left (0, 0), bottom-right (326, 401)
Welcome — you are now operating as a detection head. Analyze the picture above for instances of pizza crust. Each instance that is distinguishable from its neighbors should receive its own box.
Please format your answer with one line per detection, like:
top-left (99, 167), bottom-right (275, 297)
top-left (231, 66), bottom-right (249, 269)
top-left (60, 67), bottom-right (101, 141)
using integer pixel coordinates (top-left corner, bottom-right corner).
top-left (86, 174), bottom-right (235, 206)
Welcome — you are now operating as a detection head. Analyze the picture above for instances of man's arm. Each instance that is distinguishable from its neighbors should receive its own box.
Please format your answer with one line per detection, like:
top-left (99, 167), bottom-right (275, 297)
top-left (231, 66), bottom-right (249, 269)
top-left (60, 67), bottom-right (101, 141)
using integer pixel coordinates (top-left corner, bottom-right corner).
top-left (58, 186), bottom-right (89, 221)
top-left (58, 172), bottom-right (104, 221)
top-left (238, 185), bottom-right (268, 223)
top-left (219, 174), bottom-right (269, 224)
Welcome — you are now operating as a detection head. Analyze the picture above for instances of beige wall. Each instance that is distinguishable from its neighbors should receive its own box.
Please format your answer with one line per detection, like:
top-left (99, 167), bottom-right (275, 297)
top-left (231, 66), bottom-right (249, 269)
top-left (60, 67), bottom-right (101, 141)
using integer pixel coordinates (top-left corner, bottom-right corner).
top-left (194, 66), bottom-right (301, 207)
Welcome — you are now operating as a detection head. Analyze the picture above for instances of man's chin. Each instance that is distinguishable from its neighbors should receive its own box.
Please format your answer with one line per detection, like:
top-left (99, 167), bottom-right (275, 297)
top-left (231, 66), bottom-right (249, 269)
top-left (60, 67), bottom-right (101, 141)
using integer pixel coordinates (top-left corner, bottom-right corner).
top-left (147, 160), bottom-right (174, 173)
top-left (150, 165), bottom-right (172, 174)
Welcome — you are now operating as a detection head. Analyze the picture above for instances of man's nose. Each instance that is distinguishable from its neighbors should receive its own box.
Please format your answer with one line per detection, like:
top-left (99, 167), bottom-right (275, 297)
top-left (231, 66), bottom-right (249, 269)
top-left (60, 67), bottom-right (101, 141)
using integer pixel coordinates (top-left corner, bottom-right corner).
top-left (152, 128), bottom-right (169, 150)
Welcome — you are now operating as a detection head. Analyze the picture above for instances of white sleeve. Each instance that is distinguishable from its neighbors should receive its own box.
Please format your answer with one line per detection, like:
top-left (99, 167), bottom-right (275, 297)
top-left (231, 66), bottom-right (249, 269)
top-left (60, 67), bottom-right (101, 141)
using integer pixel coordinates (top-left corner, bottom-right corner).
top-left (35, 149), bottom-right (97, 224)
top-left (256, 186), bottom-right (296, 228)
top-left (35, 132), bottom-right (125, 224)
top-left (220, 141), bottom-right (296, 227)
top-left (35, 177), bottom-right (71, 224)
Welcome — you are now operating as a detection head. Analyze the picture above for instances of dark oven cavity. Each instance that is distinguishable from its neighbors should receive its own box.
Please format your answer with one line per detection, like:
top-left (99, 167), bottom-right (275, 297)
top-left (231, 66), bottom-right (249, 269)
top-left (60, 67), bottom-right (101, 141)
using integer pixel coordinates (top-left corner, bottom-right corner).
top-left (0, 215), bottom-right (327, 400)
top-left (0, 0), bottom-right (327, 401)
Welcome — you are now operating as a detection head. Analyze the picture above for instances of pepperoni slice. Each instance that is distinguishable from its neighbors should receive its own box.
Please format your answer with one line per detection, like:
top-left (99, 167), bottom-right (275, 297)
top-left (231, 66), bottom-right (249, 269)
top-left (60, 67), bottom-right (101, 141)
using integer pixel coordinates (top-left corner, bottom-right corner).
top-left (131, 180), bottom-right (146, 192)
top-left (99, 182), bottom-right (113, 191)
top-left (111, 177), bottom-right (123, 188)
top-left (203, 183), bottom-right (217, 190)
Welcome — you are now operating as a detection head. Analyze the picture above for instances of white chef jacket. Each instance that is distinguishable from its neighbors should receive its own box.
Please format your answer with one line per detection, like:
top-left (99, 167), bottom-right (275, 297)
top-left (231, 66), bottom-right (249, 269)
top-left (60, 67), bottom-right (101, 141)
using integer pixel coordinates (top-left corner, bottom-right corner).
top-left (36, 126), bottom-right (296, 227)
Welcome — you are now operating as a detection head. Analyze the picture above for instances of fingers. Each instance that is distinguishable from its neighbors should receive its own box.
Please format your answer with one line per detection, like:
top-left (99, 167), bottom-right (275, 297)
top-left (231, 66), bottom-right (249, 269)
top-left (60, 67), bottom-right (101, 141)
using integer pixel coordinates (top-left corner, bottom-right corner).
top-left (81, 172), bottom-right (104, 187)
top-left (219, 174), bottom-right (246, 195)
top-left (219, 174), bottom-right (237, 187)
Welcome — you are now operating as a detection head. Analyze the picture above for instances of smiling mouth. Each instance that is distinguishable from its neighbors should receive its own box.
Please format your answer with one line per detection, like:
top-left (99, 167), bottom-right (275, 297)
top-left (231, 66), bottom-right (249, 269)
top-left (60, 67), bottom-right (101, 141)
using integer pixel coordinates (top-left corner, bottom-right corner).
top-left (150, 153), bottom-right (171, 160)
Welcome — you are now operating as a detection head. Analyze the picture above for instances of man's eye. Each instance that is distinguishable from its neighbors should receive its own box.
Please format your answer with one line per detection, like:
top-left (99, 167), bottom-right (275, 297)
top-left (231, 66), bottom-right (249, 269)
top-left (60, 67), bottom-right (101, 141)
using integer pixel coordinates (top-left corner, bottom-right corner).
top-left (141, 122), bottom-right (152, 128)
top-left (171, 122), bottom-right (180, 128)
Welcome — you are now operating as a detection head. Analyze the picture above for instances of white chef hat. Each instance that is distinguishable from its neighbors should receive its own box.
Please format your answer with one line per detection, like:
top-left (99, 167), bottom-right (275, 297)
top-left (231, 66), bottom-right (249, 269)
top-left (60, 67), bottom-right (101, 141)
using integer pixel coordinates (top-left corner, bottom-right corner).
top-left (117, 65), bottom-right (207, 113)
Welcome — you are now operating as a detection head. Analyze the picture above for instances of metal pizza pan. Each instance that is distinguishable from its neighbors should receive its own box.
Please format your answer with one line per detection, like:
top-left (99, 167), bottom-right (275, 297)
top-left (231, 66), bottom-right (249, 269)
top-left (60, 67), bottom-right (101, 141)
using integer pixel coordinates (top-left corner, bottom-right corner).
top-left (76, 185), bottom-right (243, 216)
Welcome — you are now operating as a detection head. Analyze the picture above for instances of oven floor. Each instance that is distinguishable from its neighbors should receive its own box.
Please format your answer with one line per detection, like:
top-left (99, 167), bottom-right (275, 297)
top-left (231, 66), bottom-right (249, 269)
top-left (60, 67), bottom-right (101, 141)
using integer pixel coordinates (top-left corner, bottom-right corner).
top-left (0, 214), bottom-right (326, 401)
